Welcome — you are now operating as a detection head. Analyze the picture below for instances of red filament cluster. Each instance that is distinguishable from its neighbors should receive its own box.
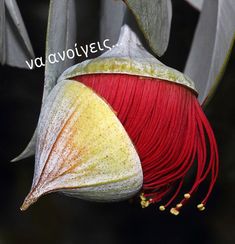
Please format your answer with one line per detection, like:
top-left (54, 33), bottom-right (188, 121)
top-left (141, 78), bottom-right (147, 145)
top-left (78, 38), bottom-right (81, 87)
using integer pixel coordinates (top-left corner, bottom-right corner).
top-left (74, 74), bottom-right (219, 213)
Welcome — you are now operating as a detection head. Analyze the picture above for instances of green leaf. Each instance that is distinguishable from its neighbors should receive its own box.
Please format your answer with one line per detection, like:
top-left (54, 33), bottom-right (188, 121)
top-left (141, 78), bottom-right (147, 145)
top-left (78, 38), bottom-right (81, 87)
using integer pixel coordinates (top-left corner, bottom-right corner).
top-left (185, 0), bottom-right (203, 11)
top-left (100, 0), bottom-right (126, 45)
top-left (12, 0), bottom-right (77, 162)
top-left (123, 0), bottom-right (172, 56)
top-left (184, 0), bottom-right (235, 104)
top-left (2, 0), bottom-right (35, 68)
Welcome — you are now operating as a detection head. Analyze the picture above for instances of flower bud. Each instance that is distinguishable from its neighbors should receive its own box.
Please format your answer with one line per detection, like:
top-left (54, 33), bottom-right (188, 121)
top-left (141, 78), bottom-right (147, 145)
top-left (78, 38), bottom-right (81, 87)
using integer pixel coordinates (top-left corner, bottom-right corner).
top-left (21, 79), bottom-right (143, 211)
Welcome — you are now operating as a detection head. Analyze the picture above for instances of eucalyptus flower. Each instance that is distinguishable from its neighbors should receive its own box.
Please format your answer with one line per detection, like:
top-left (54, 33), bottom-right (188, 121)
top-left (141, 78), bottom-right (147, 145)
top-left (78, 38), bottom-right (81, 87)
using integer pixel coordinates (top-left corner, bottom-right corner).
top-left (13, 0), bottom-right (235, 215)
top-left (57, 24), bottom-right (219, 215)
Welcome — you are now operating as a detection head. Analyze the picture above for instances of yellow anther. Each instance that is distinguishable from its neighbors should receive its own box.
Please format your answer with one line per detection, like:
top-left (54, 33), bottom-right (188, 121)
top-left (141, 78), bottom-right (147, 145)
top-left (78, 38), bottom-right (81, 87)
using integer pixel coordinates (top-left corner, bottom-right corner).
top-left (170, 208), bottom-right (179, 216)
top-left (197, 203), bottom-right (205, 211)
top-left (159, 205), bottom-right (165, 211)
top-left (197, 203), bottom-right (204, 208)
top-left (144, 201), bottom-right (150, 208)
top-left (140, 200), bottom-right (145, 208)
top-left (140, 200), bottom-right (150, 208)
top-left (176, 203), bottom-right (183, 209)
top-left (140, 193), bottom-right (146, 201)
top-left (184, 193), bottom-right (191, 199)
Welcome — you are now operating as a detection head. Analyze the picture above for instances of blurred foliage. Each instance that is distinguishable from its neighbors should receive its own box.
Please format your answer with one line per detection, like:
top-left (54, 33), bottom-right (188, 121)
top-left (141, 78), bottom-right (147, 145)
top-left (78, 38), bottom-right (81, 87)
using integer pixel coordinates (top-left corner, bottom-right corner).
top-left (0, 0), bottom-right (234, 243)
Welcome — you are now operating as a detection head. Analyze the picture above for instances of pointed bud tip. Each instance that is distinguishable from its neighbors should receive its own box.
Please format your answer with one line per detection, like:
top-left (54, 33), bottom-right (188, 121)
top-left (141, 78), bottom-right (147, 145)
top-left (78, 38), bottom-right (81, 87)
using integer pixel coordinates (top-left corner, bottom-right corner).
top-left (20, 196), bottom-right (36, 211)
top-left (20, 188), bottom-right (42, 211)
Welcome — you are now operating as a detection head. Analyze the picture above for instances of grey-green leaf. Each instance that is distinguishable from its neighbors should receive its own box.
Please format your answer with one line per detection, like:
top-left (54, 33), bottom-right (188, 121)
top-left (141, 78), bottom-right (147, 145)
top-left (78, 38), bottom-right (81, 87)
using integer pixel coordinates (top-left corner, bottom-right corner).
top-left (12, 0), bottom-right (77, 161)
top-left (11, 130), bottom-right (37, 162)
top-left (184, 0), bottom-right (235, 104)
top-left (44, 0), bottom-right (77, 101)
top-left (185, 0), bottom-right (203, 11)
top-left (100, 0), bottom-right (126, 46)
top-left (2, 0), bottom-right (35, 68)
top-left (123, 0), bottom-right (172, 56)
top-left (0, 0), bottom-right (6, 64)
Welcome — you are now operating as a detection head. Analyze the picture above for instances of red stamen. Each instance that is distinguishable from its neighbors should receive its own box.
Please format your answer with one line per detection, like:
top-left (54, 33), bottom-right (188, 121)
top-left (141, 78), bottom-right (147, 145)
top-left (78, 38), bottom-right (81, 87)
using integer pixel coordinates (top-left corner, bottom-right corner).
top-left (73, 74), bottom-right (219, 211)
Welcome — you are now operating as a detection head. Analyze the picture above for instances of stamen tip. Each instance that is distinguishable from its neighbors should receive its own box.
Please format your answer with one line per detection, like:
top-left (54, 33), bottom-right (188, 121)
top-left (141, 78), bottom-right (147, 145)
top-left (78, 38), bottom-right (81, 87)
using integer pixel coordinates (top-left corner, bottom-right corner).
top-left (184, 193), bottom-right (191, 199)
top-left (170, 208), bottom-right (179, 216)
top-left (140, 200), bottom-right (150, 208)
top-left (197, 203), bottom-right (205, 211)
top-left (159, 205), bottom-right (165, 211)
top-left (140, 193), bottom-right (146, 201)
top-left (176, 203), bottom-right (183, 209)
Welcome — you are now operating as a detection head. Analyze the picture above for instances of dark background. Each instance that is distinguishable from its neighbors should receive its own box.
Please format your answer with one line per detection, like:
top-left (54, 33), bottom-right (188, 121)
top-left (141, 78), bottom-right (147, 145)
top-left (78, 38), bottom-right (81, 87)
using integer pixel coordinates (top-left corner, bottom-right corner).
top-left (0, 0), bottom-right (235, 243)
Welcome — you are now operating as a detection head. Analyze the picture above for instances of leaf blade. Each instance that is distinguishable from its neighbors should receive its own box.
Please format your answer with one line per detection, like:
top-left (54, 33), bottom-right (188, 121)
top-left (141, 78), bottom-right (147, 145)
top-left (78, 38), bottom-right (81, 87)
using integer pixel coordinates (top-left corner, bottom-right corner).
top-left (0, 0), bottom-right (6, 64)
top-left (100, 0), bottom-right (126, 46)
top-left (13, 0), bottom-right (77, 161)
top-left (4, 0), bottom-right (35, 68)
top-left (185, 0), bottom-right (204, 11)
top-left (123, 0), bottom-right (172, 56)
top-left (184, 0), bottom-right (235, 104)
top-left (44, 0), bottom-right (77, 101)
